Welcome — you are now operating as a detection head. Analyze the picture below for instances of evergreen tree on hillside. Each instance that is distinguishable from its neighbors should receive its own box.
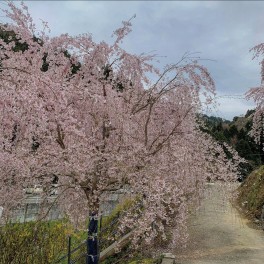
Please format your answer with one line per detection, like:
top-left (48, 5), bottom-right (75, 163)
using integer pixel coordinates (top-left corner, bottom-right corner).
top-left (201, 112), bottom-right (262, 178)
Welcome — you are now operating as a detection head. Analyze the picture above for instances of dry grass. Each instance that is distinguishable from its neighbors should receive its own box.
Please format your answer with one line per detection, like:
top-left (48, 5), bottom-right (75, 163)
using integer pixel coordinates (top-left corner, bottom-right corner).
top-left (237, 165), bottom-right (264, 219)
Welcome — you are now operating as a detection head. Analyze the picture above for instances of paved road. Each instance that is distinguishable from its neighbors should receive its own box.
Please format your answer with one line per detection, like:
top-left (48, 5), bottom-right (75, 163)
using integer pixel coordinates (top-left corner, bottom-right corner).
top-left (174, 183), bottom-right (264, 264)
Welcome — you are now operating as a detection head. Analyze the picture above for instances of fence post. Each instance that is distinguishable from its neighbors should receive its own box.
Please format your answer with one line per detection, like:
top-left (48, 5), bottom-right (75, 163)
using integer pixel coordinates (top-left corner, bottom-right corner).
top-left (68, 236), bottom-right (71, 264)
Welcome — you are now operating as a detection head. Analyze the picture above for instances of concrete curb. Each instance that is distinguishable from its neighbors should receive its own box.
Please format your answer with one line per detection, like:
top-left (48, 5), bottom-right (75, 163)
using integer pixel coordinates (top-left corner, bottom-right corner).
top-left (161, 253), bottom-right (176, 264)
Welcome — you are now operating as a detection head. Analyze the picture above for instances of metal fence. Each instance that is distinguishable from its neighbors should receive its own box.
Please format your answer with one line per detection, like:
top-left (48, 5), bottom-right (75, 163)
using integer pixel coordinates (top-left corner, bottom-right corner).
top-left (55, 236), bottom-right (87, 264)
top-left (54, 210), bottom-right (128, 264)
top-left (55, 200), bottom-right (142, 264)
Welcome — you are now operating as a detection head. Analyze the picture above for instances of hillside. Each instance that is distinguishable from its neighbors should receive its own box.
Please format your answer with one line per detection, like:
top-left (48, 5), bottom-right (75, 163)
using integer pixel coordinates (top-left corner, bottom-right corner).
top-left (201, 110), bottom-right (263, 177)
top-left (237, 165), bottom-right (264, 220)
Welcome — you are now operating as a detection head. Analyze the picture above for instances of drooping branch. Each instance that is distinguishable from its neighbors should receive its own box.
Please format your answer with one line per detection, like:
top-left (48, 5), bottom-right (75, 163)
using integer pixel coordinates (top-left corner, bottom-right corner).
top-left (56, 123), bottom-right (65, 149)
top-left (149, 106), bottom-right (193, 155)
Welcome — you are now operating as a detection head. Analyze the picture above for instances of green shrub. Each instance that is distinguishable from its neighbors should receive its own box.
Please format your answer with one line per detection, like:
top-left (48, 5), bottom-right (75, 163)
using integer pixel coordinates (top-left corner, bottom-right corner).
top-left (0, 219), bottom-right (81, 264)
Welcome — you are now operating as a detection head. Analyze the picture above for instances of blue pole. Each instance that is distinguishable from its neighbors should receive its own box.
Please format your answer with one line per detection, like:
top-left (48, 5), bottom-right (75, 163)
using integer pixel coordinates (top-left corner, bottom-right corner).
top-left (86, 212), bottom-right (99, 264)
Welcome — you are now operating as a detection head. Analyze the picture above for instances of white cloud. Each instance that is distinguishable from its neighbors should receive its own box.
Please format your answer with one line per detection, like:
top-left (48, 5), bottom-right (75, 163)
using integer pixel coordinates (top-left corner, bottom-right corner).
top-left (210, 94), bottom-right (256, 120)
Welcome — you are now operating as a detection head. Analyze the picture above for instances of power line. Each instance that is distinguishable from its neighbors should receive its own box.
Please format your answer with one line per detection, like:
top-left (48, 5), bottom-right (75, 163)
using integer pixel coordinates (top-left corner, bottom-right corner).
top-left (215, 94), bottom-right (246, 100)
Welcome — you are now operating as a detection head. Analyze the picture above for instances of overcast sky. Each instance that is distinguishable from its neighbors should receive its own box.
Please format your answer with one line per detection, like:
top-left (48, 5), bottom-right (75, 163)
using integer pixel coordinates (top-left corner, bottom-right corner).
top-left (2, 1), bottom-right (264, 120)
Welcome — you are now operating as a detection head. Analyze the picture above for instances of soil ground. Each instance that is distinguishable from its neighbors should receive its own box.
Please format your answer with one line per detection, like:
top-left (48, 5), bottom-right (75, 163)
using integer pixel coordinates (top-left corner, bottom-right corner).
top-left (174, 183), bottom-right (264, 264)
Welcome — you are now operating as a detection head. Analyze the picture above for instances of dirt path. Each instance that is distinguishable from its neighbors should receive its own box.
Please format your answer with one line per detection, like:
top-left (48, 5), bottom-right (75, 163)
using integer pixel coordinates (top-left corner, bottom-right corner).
top-left (174, 183), bottom-right (264, 264)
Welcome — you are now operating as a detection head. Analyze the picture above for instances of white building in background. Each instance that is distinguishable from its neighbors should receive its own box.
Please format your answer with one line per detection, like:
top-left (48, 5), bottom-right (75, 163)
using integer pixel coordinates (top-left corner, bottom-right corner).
top-left (1, 184), bottom-right (129, 223)
top-left (0, 185), bottom-right (62, 223)
top-left (11, 193), bottom-right (62, 223)
top-left (13, 184), bottom-right (60, 222)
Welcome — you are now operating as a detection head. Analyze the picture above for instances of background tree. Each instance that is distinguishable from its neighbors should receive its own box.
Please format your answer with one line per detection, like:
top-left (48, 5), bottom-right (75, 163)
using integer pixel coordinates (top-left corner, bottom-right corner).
top-left (200, 112), bottom-right (262, 178)
top-left (0, 1), bottom-right (242, 255)
top-left (246, 43), bottom-right (264, 163)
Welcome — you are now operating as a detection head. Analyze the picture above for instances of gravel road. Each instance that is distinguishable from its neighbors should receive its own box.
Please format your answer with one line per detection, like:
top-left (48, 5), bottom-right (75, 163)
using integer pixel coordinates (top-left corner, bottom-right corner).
top-left (174, 183), bottom-right (264, 264)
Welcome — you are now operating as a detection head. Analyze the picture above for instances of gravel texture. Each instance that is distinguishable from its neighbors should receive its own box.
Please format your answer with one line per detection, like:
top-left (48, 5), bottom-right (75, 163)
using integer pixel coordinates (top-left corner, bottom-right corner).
top-left (174, 183), bottom-right (264, 264)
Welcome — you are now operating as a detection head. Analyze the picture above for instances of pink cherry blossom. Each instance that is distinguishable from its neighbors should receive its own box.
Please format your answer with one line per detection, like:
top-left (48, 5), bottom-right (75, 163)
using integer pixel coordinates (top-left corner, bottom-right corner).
top-left (0, 1), bottom-right (242, 250)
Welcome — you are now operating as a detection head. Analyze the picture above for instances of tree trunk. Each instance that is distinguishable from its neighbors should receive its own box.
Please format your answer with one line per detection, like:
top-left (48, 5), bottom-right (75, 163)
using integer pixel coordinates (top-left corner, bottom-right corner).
top-left (87, 211), bottom-right (99, 264)
top-left (82, 186), bottom-right (100, 264)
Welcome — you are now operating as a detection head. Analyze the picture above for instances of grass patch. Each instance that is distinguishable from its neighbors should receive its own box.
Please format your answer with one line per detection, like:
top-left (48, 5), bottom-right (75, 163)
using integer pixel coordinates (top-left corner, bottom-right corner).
top-left (237, 165), bottom-right (264, 219)
top-left (0, 218), bottom-right (86, 264)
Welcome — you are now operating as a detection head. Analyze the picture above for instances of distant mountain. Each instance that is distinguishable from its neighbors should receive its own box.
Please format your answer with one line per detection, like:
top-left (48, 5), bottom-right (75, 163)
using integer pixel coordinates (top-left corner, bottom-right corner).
top-left (200, 109), bottom-right (263, 178)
